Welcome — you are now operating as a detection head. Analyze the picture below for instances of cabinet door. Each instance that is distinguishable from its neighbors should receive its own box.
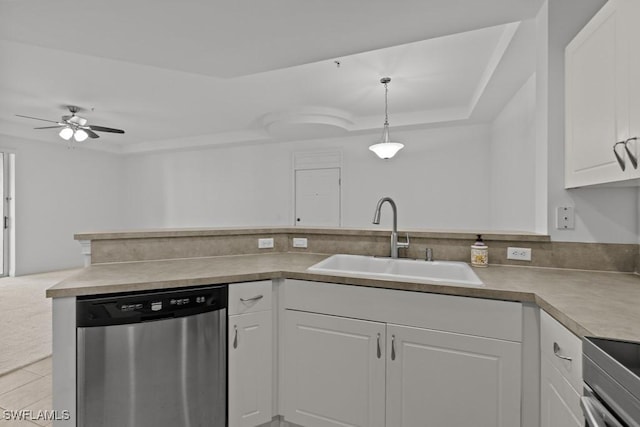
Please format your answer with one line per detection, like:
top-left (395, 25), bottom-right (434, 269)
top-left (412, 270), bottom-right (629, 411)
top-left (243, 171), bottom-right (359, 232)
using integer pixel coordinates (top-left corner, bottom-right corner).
top-left (541, 357), bottom-right (583, 427)
top-left (283, 310), bottom-right (386, 427)
top-left (229, 311), bottom-right (272, 427)
top-left (385, 324), bottom-right (521, 427)
top-left (565, 0), bottom-right (628, 187)
top-left (625, 0), bottom-right (640, 167)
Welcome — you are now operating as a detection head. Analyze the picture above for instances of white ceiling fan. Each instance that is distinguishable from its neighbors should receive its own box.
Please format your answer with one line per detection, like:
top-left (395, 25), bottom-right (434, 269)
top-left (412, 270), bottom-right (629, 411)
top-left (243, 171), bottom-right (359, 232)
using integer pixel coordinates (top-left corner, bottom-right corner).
top-left (16, 105), bottom-right (125, 142)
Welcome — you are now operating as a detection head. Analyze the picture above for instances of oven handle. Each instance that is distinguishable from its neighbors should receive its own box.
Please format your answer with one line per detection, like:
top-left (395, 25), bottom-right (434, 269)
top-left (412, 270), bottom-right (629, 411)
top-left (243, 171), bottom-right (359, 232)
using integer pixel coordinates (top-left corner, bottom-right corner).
top-left (580, 396), bottom-right (624, 427)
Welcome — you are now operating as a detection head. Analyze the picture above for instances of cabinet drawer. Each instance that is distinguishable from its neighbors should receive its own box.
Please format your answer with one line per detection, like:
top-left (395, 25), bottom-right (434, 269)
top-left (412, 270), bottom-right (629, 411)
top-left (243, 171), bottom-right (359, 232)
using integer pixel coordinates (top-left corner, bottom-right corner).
top-left (540, 310), bottom-right (583, 392)
top-left (228, 280), bottom-right (272, 315)
top-left (284, 280), bottom-right (522, 342)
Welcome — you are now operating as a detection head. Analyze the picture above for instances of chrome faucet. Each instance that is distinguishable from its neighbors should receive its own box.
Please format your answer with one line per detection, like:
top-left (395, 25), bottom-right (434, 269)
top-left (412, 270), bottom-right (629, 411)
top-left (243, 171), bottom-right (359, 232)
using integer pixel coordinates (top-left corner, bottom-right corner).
top-left (372, 197), bottom-right (409, 258)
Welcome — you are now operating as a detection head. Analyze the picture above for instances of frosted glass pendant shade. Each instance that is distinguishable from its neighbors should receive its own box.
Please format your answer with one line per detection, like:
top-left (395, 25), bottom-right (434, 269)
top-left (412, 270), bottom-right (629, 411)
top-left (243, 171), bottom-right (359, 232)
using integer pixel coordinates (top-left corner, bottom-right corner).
top-left (59, 127), bottom-right (74, 140)
top-left (74, 129), bottom-right (89, 142)
top-left (369, 141), bottom-right (404, 159)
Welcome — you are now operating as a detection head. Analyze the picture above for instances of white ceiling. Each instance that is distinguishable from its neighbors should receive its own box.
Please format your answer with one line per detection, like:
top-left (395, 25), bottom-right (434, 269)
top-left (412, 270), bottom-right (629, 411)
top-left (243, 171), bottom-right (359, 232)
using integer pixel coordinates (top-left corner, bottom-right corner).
top-left (0, 0), bottom-right (542, 153)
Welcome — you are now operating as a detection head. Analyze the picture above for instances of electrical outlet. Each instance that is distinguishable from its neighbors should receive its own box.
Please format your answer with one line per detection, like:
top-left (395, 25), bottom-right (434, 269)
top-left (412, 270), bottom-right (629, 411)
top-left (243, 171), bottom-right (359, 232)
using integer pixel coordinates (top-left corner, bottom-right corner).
top-left (292, 237), bottom-right (308, 248)
top-left (258, 238), bottom-right (274, 249)
top-left (507, 247), bottom-right (532, 261)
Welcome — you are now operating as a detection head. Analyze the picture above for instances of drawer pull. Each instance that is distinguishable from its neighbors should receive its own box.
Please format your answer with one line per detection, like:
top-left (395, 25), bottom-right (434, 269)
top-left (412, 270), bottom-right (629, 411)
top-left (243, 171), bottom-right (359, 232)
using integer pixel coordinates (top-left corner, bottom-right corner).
top-left (391, 335), bottom-right (396, 361)
top-left (626, 137), bottom-right (638, 169)
top-left (233, 325), bottom-right (238, 349)
top-left (553, 342), bottom-right (572, 361)
top-left (614, 141), bottom-right (626, 170)
top-left (376, 333), bottom-right (381, 359)
top-left (613, 138), bottom-right (638, 171)
top-left (240, 295), bottom-right (264, 303)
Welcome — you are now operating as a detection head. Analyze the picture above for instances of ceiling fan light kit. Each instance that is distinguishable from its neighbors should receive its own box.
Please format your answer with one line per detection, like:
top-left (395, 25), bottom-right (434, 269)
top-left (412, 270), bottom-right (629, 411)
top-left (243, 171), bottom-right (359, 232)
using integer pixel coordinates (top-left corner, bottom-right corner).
top-left (16, 105), bottom-right (125, 144)
top-left (74, 129), bottom-right (89, 142)
top-left (369, 77), bottom-right (404, 160)
top-left (59, 127), bottom-right (74, 140)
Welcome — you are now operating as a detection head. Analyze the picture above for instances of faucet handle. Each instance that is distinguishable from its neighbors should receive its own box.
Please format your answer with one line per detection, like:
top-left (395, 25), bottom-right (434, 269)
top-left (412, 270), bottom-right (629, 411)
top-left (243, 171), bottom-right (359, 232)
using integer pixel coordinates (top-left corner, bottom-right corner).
top-left (398, 233), bottom-right (410, 249)
top-left (425, 248), bottom-right (433, 262)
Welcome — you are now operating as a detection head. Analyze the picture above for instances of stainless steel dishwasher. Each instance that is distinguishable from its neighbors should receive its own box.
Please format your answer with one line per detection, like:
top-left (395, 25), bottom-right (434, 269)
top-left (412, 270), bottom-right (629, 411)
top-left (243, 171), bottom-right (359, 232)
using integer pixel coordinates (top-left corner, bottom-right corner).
top-left (76, 285), bottom-right (227, 427)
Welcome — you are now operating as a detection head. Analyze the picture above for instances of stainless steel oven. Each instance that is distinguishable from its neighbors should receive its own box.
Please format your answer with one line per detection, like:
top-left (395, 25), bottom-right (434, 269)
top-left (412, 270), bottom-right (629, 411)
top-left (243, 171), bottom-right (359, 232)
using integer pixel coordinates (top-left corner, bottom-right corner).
top-left (76, 285), bottom-right (227, 427)
top-left (582, 337), bottom-right (640, 427)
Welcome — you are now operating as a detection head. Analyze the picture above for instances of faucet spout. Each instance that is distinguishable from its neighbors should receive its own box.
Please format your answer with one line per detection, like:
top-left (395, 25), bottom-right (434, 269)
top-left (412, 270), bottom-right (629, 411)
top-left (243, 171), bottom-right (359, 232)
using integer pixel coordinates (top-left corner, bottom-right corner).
top-left (372, 197), bottom-right (397, 231)
top-left (372, 197), bottom-right (407, 258)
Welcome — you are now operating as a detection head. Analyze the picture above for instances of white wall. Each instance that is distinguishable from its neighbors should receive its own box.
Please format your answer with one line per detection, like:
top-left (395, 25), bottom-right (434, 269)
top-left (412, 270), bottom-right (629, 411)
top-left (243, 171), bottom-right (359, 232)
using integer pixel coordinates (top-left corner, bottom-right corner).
top-left (123, 124), bottom-right (493, 231)
top-left (541, 0), bottom-right (639, 244)
top-left (0, 135), bottom-right (124, 275)
top-left (123, 142), bottom-right (291, 228)
top-left (339, 125), bottom-right (491, 230)
top-left (489, 73), bottom-right (537, 232)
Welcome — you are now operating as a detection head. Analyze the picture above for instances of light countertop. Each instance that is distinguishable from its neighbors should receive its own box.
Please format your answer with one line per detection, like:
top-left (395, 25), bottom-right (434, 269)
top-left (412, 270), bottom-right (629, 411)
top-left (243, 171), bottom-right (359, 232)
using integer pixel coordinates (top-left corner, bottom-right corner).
top-left (47, 252), bottom-right (640, 342)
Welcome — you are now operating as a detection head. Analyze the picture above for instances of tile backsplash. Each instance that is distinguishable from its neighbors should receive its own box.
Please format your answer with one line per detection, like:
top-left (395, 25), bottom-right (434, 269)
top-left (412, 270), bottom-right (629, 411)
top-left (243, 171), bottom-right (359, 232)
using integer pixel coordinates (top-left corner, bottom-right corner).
top-left (80, 227), bottom-right (638, 273)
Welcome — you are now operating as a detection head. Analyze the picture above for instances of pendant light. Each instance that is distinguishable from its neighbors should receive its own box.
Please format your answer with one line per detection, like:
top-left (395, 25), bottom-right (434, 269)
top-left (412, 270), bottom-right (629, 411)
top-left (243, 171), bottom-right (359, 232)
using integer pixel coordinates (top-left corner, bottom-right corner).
top-left (369, 77), bottom-right (404, 159)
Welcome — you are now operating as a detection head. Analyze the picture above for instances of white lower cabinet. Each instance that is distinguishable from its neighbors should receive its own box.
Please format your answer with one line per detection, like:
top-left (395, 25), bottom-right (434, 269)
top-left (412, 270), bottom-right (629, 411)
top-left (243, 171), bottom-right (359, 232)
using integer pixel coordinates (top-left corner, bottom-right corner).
top-left (228, 281), bottom-right (273, 427)
top-left (230, 279), bottom-right (528, 427)
top-left (386, 324), bottom-right (521, 427)
top-left (540, 358), bottom-right (583, 427)
top-left (539, 310), bottom-right (583, 427)
top-left (284, 311), bottom-right (386, 427)
top-left (283, 308), bottom-right (522, 427)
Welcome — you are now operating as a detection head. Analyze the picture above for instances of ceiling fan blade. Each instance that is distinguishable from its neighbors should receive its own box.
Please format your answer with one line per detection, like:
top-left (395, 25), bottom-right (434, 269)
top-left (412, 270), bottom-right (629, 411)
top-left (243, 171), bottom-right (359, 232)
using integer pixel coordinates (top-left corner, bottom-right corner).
top-left (88, 125), bottom-right (125, 134)
top-left (15, 114), bottom-right (60, 124)
top-left (85, 129), bottom-right (100, 139)
top-left (34, 125), bottom-right (64, 129)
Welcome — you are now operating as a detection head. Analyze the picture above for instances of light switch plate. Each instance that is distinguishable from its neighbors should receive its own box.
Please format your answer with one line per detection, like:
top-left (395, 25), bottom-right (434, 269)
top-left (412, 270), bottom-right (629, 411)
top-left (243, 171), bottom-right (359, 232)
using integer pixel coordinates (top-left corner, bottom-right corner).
top-left (556, 206), bottom-right (575, 230)
top-left (258, 238), bottom-right (274, 249)
top-left (292, 238), bottom-right (308, 248)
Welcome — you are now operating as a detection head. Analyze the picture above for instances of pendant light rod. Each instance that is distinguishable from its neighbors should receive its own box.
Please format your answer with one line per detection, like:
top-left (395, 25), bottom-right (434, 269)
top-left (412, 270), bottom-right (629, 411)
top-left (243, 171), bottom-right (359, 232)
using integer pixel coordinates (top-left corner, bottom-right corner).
top-left (382, 76), bottom-right (390, 129)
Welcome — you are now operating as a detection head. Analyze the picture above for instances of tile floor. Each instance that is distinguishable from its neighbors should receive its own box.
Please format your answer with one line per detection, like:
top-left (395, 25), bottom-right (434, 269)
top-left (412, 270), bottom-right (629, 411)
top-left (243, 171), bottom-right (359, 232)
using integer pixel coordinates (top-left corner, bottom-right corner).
top-left (0, 357), bottom-right (52, 426)
top-left (0, 268), bottom-right (77, 426)
top-left (0, 269), bottom-right (78, 375)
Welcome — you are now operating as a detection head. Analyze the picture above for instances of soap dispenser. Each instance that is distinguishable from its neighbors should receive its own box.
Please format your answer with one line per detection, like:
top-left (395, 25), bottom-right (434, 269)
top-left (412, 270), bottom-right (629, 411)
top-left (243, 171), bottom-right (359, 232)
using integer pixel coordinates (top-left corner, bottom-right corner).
top-left (471, 234), bottom-right (488, 267)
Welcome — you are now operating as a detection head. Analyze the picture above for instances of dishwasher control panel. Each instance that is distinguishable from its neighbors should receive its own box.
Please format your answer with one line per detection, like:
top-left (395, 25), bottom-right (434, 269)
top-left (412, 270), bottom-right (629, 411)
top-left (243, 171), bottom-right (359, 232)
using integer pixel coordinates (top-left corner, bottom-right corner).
top-left (76, 285), bottom-right (228, 327)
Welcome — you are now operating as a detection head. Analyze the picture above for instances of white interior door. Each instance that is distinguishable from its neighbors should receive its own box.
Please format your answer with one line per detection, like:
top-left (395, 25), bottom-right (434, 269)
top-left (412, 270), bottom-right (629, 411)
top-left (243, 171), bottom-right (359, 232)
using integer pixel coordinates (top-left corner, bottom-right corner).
top-left (294, 168), bottom-right (340, 227)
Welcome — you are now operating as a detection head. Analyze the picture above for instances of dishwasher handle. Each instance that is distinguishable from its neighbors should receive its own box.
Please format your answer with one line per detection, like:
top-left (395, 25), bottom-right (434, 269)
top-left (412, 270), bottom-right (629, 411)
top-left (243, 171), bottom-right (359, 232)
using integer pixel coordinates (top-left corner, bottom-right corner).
top-left (140, 312), bottom-right (177, 322)
top-left (581, 388), bottom-right (625, 427)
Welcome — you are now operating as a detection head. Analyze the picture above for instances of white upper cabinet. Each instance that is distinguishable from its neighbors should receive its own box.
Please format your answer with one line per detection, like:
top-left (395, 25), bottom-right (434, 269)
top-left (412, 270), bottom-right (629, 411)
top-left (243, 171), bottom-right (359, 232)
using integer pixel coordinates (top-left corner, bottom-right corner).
top-left (565, 0), bottom-right (640, 187)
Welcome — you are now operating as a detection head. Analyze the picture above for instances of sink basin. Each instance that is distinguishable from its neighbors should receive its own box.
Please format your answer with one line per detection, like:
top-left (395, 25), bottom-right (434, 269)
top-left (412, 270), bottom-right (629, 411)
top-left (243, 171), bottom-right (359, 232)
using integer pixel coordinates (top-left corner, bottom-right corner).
top-left (307, 254), bottom-right (484, 287)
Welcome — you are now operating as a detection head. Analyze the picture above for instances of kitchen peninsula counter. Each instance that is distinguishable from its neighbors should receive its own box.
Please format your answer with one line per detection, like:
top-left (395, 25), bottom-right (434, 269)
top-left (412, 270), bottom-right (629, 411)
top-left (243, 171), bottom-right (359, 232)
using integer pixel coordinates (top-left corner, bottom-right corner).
top-left (47, 252), bottom-right (640, 342)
